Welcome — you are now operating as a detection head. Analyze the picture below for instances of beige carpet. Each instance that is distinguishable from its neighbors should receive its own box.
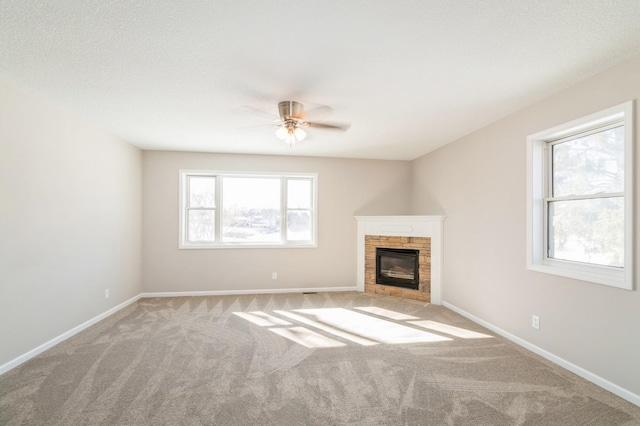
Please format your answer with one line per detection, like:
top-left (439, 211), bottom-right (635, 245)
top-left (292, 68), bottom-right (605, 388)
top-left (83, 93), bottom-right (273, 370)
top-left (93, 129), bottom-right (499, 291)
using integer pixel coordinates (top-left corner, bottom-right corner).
top-left (1, 292), bottom-right (639, 425)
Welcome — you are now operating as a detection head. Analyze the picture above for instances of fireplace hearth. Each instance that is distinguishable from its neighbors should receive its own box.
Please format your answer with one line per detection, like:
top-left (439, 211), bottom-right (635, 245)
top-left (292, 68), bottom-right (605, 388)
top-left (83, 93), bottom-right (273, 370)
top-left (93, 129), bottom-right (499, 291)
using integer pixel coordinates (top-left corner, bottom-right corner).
top-left (376, 248), bottom-right (419, 290)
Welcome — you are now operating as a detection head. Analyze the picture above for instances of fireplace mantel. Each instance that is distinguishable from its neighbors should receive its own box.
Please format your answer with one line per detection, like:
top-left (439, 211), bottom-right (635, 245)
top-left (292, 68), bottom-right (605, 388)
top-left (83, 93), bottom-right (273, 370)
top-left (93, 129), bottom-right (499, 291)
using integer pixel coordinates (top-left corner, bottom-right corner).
top-left (355, 215), bottom-right (445, 305)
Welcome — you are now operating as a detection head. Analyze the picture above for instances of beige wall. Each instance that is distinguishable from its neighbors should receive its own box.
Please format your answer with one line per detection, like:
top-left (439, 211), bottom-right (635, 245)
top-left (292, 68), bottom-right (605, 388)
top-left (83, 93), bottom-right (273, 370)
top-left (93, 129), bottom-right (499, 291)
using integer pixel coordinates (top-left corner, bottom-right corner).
top-left (410, 56), bottom-right (640, 396)
top-left (142, 151), bottom-right (411, 292)
top-left (0, 79), bottom-right (142, 367)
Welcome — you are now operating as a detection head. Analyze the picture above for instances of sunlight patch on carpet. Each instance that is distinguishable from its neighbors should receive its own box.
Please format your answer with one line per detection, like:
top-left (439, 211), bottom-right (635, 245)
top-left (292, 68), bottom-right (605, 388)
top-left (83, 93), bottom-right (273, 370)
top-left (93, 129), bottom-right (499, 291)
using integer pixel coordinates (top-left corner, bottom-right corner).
top-left (269, 327), bottom-right (346, 348)
top-left (409, 320), bottom-right (493, 339)
top-left (274, 310), bottom-right (378, 346)
top-left (354, 306), bottom-right (419, 321)
top-left (233, 311), bottom-right (292, 327)
top-left (295, 308), bottom-right (452, 344)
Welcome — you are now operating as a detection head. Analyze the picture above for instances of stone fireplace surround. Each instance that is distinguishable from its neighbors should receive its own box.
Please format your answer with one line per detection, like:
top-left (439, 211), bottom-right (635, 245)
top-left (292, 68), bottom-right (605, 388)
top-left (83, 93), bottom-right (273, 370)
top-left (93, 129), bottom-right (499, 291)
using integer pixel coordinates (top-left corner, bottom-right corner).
top-left (367, 235), bottom-right (430, 300)
top-left (355, 216), bottom-right (444, 305)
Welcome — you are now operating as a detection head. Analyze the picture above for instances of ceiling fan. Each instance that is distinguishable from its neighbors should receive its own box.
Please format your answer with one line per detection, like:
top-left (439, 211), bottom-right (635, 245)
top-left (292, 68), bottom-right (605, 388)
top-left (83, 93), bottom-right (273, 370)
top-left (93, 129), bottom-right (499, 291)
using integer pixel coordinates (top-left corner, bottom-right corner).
top-left (242, 101), bottom-right (350, 146)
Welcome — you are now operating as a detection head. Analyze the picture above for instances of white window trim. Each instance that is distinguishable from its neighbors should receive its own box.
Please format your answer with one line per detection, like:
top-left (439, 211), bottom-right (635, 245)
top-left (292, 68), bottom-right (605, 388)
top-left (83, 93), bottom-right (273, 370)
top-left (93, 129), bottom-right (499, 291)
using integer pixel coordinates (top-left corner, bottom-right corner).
top-left (526, 101), bottom-right (634, 290)
top-left (179, 170), bottom-right (318, 249)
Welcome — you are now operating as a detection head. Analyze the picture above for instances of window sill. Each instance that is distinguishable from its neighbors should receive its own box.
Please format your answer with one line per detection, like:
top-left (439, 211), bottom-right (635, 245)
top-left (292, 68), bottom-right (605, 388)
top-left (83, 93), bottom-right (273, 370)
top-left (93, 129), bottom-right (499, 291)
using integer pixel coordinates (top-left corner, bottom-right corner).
top-left (527, 260), bottom-right (631, 290)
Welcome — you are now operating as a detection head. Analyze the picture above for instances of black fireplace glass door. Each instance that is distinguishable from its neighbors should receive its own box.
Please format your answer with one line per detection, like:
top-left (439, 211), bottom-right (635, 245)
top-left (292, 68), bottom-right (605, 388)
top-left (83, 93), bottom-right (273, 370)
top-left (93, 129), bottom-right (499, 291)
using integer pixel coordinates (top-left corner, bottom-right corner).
top-left (376, 248), bottom-right (419, 290)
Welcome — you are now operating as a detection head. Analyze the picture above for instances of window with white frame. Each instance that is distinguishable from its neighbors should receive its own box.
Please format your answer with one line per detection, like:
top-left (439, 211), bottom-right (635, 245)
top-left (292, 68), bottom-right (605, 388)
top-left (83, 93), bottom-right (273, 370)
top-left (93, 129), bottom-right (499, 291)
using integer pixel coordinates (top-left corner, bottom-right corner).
top-left (527, 101), bottom-right (634, 289)
top-left (180, 171), bottom-right (317, 248)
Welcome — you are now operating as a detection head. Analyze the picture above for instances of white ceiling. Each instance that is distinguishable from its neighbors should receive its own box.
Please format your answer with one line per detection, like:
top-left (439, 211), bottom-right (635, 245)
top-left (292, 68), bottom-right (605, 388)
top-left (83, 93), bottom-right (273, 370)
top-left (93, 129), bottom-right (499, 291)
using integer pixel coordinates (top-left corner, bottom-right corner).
top-left (2, 1), bottom-right (640, 160)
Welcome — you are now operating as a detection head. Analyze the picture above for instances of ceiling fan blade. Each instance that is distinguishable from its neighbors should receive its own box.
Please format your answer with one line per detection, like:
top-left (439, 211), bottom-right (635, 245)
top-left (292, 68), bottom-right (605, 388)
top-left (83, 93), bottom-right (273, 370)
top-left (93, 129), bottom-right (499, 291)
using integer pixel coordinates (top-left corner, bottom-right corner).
top-left (305, 122), bottom-right (351, 131)
top-left (300, 105), bottom-right (333, 120)
top-left (235, 105), bottom-right (277, 120)
top-left (237, 123), bottom-right (279, 130)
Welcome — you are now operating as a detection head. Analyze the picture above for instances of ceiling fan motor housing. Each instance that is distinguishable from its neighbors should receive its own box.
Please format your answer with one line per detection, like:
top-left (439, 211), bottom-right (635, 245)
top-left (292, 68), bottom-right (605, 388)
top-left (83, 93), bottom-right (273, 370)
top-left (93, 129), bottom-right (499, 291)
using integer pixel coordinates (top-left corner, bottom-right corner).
top-left (278, 101), bottom-right (304, 120)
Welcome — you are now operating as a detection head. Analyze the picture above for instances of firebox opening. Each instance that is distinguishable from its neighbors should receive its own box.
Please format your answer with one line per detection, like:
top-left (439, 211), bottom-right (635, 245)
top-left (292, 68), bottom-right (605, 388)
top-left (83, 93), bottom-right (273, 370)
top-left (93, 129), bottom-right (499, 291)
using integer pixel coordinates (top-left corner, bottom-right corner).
top-left (376, 247), bottom-right (419, 290)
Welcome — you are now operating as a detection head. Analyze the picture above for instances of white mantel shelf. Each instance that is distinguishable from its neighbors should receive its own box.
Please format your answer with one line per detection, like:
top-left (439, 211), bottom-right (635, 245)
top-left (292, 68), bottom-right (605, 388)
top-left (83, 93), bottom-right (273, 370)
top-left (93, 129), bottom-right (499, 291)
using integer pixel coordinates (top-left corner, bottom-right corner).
top-left (355, 215), bottom-right (445, 305)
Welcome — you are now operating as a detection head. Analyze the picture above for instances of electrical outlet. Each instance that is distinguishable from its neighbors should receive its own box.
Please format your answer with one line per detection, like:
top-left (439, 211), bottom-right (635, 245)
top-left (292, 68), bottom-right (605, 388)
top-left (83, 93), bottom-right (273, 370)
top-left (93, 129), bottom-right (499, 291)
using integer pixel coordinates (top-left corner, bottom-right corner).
top-left (532, 315), bottom-right (540, 330)
top-left (272, 272), bottom-right (277, 280)
top-left (105, 289), bottom-right (110, 299)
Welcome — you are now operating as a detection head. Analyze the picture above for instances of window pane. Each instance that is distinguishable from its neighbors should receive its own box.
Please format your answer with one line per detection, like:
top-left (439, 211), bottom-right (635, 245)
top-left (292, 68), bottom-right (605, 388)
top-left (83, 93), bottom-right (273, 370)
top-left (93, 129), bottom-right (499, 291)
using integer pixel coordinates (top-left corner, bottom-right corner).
top-left (188, 210), bottom-right (215, 242)
top-left (552, 126), bottom-right (624, 197)
top-left (189, 177), bottom-right (216, 208)
top-left (222, 178), bottom-right (281, 242)
top-left (548, 197), bottom-right (623, 267)
top-left (288, 179), bottom-right (311, 209)
top-left (287, 211), bottom-right (311, 241)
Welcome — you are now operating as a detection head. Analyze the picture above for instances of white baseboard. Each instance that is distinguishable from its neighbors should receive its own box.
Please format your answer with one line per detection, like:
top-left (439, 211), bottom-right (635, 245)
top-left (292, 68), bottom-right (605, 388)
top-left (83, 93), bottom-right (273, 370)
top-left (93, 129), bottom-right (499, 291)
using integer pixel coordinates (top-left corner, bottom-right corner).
top-left (443, 301), bottom-right (640, 408)
top-left (140, 286), bottom-right (358, 298)
top-left (0, 294), bottom-right (141, 376)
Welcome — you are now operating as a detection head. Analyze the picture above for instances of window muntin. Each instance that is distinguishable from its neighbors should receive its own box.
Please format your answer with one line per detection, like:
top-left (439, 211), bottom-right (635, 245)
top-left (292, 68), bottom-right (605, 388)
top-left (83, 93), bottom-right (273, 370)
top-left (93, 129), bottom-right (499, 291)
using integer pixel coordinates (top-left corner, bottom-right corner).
top-left (527, 100), bottom-right (633, 289)
top-left (180, 171), bottom-right (316, 248)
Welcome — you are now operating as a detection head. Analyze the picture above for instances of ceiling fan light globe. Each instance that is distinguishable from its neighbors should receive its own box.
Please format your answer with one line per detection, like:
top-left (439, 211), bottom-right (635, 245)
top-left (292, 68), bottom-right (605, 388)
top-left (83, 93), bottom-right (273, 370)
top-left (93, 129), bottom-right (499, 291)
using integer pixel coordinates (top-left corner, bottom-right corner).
top-left (284, 133), bottom-right (296, 146)
top-left (275, 127), bottom-right (287, 140)
top-left (294, 127), bottom-right (306, 141)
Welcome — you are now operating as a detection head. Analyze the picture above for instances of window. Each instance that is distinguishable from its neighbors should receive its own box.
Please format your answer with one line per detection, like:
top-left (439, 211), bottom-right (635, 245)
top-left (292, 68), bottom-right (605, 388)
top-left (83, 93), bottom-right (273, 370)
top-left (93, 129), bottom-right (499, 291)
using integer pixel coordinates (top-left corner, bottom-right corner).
top-left (180, 171), bottom-right (317, 248)
top-left (527, 101), bottom-right (634, 289)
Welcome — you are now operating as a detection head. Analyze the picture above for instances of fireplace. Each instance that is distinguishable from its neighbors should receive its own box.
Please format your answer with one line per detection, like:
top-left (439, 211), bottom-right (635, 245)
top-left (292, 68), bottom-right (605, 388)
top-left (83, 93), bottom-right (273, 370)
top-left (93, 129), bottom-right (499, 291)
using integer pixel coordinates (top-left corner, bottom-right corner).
top-left (356, 215), bottom-right (444, 304)
top-left (376, 247), bottom-right (419, 290)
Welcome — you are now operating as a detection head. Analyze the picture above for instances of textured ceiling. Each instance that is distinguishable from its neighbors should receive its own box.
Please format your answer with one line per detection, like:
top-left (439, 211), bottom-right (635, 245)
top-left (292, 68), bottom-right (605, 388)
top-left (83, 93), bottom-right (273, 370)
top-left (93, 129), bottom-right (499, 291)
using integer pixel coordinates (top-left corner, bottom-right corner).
top-left (2, 1), bottom-right (640, 160)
